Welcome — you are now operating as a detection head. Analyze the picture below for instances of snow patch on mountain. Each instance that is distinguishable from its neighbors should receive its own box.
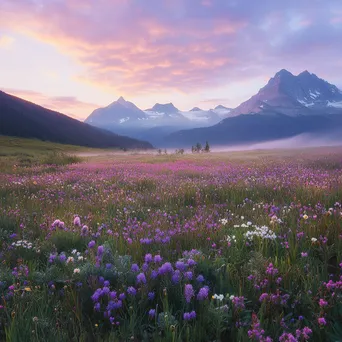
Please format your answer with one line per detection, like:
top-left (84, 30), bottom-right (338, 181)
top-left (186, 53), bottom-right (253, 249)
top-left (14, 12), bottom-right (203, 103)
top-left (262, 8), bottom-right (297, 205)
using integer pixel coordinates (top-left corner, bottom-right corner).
top-left (327, 101), bottom-right (342, 108)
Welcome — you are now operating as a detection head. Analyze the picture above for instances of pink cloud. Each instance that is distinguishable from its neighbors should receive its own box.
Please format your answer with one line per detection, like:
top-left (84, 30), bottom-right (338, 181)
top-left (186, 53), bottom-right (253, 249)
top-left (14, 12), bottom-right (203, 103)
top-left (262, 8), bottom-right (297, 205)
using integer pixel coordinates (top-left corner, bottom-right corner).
top-left (0, 0), bottom-right (341, 100)
top-left (3, 88), bottom-right (99, 120)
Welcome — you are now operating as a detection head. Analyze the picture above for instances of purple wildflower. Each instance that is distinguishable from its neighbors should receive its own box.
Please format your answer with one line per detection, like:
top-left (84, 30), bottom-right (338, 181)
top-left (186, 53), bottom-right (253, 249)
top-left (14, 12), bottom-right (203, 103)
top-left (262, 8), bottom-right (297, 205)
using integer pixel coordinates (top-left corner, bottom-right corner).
top-left (136, 272), bottom-right (147, 284)
top-left (148, 309), bottom-right (156, 318)
top-left (197, 287), bottom-right (209, 301)
top-left (131, 263), bottom-right (140, 272)
top-left (154, 255), bottom-right (163, 263)
top-left (318, 317), bottom-right (327, 326)
top-left (88, 240), bottom-right (96, 249)
top-left (97, 245), bottom-right (104, 256)
top-left (184, 284), bottom-right (194, 303)
top-left (144, 253), bottom-right (153, 263)
top-left (81, 225), bottom-right (89, 236)
top-left (127, 286), bottom-right (137, 296)
top-left (196, 274), bottom-right (205, 283)
top-left (183, 310), bottom-right (196, 321)
top-left (172, 270), bottom-right (181, 284)
top-left (148, 292), bottom-right (155, 300)
top-left (184, 271), bottom-right (193, 280)
top-left (73, 216), bottom-right (81, 226)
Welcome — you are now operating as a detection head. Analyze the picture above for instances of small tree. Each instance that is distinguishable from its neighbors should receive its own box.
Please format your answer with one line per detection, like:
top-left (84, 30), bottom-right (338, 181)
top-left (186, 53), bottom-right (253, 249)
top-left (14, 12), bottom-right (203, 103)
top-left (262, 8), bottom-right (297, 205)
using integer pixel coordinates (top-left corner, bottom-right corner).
top-left (204, 141), bottom-right (210, 153)
top-left (191, 146), bottom-right (195, 153)
top-left (195, 142), bottom-right (202, 153)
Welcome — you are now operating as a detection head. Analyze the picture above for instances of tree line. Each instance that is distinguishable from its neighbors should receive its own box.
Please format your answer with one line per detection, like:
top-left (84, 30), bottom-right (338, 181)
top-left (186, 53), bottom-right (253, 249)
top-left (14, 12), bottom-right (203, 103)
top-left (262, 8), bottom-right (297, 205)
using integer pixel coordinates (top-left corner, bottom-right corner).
top-left (191, 141), bottom-right (210, 153)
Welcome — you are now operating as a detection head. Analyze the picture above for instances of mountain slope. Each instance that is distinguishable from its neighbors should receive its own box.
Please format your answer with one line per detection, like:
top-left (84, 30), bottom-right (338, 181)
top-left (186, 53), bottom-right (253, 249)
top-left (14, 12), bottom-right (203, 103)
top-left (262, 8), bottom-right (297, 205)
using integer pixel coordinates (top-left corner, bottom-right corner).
top-left (147, 103), bottom-right (180, 114)
top-left (85, 98), bottom-right (227, 132)
top-left (164, 69), bottom-right (342, 147)
top-left (230, 69), bottom-right (342, 117)
top-left (86, 96), bottom-right (147, 126)
top-left (165, 112), bottom-right (342, 147)
top-left (0, 91), bottom-right (152, 149)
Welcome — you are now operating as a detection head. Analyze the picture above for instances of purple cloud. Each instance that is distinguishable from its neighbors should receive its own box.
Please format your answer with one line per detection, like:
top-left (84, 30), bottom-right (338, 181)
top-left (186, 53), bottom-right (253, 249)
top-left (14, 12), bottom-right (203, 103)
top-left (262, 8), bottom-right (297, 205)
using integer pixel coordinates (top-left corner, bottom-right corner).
top-left (0, 0), bottom-right (341, 97)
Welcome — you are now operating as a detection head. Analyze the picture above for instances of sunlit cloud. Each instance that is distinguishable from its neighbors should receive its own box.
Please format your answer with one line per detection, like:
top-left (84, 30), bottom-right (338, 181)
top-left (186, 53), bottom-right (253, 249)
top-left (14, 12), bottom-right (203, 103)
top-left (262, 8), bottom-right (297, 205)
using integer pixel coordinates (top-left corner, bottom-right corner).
top-left (0, 0), bottom-right (341, 117)
top-left (0, 35), bottom-right (14, 49)
top-left (3, 88), bottom-right (99, 120)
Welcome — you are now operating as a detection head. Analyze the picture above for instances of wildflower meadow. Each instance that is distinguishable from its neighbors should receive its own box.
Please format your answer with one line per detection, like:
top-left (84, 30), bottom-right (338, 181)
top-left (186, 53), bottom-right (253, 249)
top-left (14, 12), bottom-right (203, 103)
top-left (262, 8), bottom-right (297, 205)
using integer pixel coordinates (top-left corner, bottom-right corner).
top-left (1, 147), bottom-right (342, 341)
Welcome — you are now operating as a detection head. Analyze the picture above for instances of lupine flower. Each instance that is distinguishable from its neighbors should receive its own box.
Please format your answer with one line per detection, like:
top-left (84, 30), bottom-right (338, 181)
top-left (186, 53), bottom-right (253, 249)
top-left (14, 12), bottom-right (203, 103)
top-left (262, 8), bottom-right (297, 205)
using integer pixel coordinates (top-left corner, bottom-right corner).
top-left (88, 240), bottom-right (96, 249)
top-left (144, 253), bottom-right (153, 263)
top-left (265, 263), bottom-right (278, 276)
top-left (158, 262), bottom-right (173, 275)
top-left (279, 332), bottom-right (296, 341)
top-left (197, 287), bottom-right (209, 301)
top-left (175, 261), bottom-right (187, 271)
top-left (136, 272), bottom-right (147, 284)
top-left (183, 311), bottom-right (196, 321)
top-left (196, 274), bottom-right (205, 283)
top-left (184, 284), bottom-right (194, 303)
top-left (319, 298), bottom-right (328, 307)
top-left (131, 264), bottom-right (140, 272)
top-left (172, 270), bottom-right (181, 284)
top-left (127, 286), bottom-right (137, 296)
top-left (184, 271), bottom-right (193, 280)
top-left (148, 292), bottom-right (155, 301)
top-left (154, 255), bottom-right (162, 263)
top-left (140, 263), bottom-right (148, 272)
top-left (81, 225), bottom-right (89, 236)
top-left (148, 309), bottom-right (156, 318)
top-left (73, 216), bottom-right (81, 226)
top-left (97, 245), bottom-right (104, 256)
top-left (318, 317), bottom-right (327, 326)
top-left (232, 296), bottom-right (245, 310)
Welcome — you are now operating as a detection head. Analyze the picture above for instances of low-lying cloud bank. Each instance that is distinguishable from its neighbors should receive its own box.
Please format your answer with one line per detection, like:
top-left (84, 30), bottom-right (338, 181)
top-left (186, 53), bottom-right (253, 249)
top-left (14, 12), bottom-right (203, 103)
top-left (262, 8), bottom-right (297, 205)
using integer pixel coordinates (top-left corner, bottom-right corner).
top-left (209, 133), bottom-right (342, 152)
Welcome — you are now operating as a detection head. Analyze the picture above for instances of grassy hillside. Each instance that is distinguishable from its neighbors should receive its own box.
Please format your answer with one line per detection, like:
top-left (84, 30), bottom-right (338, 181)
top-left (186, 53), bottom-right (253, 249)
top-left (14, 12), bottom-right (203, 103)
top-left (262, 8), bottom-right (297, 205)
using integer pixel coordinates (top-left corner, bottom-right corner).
top-left (0, 90), bottom-right (153, 149)
top-left (0, 136), bottom-right (92, 172)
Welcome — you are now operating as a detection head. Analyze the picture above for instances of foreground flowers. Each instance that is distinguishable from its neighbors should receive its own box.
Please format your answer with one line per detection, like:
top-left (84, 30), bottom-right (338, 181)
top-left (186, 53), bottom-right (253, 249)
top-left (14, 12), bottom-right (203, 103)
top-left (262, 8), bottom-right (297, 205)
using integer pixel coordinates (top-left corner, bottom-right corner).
top-left (1, 152), bottom-right (342, 341)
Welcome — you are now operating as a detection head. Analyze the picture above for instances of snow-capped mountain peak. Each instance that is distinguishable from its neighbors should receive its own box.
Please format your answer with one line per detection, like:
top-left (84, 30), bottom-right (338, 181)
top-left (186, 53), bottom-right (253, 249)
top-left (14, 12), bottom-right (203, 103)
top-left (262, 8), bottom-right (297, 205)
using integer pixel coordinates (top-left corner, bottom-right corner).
top-left (230, 69), bottom-right (342, 116)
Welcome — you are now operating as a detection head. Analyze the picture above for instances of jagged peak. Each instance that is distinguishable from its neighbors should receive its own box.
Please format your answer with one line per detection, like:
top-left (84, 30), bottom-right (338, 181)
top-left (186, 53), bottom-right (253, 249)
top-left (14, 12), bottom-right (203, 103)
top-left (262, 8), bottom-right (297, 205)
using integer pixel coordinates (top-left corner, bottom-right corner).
top-left (274, 69), bottom-right (294, 77)
top-left (190, 107), bottom-right (202, 111)
top-left (298, 70), bottom-right (311, 76)
top-left (215, 105), bottom-right (229, 110)
top-left (117, 96), bottom-right (126, 103)
top-left (151, 102), bottom-right (179, 111)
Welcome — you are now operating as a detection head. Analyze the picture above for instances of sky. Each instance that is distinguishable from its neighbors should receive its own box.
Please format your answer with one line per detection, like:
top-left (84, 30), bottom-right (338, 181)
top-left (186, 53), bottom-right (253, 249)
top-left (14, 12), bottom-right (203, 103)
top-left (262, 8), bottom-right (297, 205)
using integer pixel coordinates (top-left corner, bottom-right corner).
top-left (0, 0), bottom-right (341, 120)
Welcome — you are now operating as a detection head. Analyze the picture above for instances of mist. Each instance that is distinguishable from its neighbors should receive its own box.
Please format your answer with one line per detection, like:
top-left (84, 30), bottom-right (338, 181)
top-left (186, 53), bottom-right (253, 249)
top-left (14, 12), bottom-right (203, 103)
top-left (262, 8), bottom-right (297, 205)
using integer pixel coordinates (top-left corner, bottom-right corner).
top-left (208, 133), bottom-right (342, 153)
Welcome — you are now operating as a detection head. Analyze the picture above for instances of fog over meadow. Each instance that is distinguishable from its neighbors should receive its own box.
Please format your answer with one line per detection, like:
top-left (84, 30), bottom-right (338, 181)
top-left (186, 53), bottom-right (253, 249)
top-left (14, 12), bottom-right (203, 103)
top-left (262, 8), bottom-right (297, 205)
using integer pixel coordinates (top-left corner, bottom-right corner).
top-left (209, 133), bottom-right (342, 153)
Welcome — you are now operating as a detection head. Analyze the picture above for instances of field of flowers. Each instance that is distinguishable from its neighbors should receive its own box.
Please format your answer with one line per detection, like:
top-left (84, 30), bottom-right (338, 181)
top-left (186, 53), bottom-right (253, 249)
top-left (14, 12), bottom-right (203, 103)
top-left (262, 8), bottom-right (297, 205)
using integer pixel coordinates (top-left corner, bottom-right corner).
top-left (1, 148), bottom-right (342, 341)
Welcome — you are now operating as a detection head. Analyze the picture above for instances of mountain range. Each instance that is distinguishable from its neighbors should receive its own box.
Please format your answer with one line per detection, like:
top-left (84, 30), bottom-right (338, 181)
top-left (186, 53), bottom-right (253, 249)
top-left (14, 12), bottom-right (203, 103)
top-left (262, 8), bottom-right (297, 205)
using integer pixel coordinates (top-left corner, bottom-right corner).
top-left (85, 69), bottom-right (342, 147)
top-left (1, 69), bottom-right (342, 149)
top-left (0, 91), bottom-right (152, 149)
top-left (85, 97), bottom-right (232, 144)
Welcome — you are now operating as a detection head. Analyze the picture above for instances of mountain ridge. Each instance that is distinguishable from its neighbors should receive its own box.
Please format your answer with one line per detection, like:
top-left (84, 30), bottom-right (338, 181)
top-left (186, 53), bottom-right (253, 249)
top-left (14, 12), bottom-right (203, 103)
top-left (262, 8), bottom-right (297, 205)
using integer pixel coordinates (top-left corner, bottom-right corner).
top-left (0, 90), bottom-right (153, 149)
top-left (164, 69), bottom-right (342, 147)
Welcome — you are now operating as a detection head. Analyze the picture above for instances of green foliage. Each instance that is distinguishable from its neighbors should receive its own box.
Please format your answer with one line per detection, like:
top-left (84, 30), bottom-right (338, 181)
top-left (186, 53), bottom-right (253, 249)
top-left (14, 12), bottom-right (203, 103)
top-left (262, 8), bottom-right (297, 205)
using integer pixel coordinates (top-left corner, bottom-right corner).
top-left (40, 152), bottom-right (81, 166)
top-left (1, 148), bottom-right (342, 341)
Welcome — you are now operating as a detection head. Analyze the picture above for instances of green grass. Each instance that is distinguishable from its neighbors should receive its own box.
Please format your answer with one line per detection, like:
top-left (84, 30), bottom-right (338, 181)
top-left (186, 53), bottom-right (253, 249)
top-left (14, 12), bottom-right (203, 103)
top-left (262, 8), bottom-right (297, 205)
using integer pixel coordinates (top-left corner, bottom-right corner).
top-left (0, 136), bottom-right (97, 172)
top-left (1, 142), bottom-right (342, 341)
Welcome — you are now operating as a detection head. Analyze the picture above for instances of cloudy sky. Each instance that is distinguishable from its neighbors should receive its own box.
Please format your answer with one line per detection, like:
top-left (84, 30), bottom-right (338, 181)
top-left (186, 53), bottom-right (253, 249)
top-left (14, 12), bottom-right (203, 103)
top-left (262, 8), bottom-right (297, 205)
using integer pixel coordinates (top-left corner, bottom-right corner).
top-left (0, 0), bottom-right (341, 120)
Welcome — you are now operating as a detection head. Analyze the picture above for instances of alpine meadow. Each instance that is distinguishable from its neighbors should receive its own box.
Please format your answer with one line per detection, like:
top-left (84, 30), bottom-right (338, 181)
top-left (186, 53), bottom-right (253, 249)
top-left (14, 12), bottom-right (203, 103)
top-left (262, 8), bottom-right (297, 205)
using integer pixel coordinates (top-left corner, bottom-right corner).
top-left (1, 0), bottom-right (342, 341)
